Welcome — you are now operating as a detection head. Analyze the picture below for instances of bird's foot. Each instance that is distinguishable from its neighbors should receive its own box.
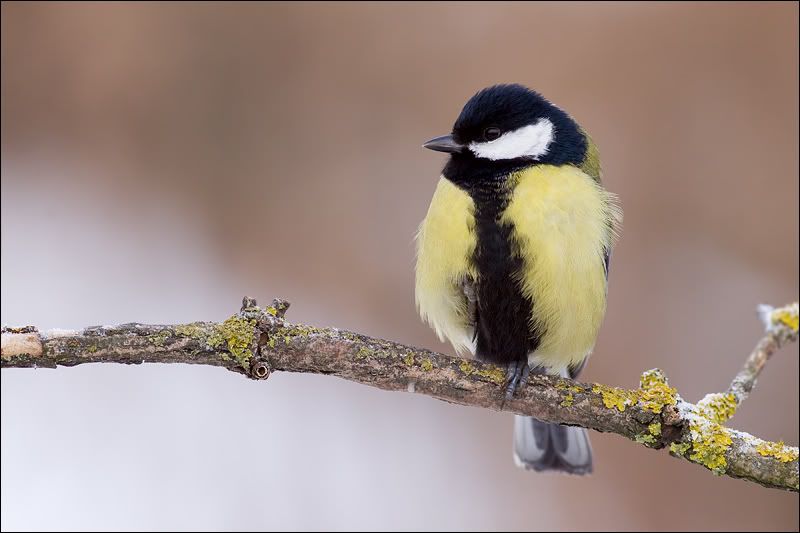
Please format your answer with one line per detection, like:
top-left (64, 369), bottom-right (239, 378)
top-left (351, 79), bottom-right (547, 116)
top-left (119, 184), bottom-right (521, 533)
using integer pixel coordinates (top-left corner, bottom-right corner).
top-left (505, 359), bottom-right (531, 400)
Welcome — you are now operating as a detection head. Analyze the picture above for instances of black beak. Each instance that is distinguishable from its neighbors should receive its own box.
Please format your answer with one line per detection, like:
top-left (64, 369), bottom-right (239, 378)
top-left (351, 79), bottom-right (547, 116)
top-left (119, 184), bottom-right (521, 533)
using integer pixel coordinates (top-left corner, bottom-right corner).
top-left (423, 134), bottom-right (466, 154)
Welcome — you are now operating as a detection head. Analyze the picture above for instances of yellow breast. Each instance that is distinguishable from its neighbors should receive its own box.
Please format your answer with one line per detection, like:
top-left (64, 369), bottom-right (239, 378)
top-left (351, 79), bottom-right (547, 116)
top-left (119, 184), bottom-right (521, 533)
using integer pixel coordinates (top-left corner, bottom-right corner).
top-left (414, 177), bottom-right (477, 355)
top-left (503, 165), bottom-right (621, 372)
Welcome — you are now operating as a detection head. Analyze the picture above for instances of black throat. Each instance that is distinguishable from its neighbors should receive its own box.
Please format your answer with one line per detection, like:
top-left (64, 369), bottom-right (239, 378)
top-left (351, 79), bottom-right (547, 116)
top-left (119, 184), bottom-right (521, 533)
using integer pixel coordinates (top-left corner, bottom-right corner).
top-left (443, 161), bottom-right (542, 367)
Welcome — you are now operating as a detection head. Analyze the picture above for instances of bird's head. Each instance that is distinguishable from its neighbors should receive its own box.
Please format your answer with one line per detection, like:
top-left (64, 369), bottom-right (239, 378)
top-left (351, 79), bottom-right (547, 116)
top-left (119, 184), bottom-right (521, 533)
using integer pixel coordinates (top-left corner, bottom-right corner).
top-left (424, 84), bottom-right (587, 180)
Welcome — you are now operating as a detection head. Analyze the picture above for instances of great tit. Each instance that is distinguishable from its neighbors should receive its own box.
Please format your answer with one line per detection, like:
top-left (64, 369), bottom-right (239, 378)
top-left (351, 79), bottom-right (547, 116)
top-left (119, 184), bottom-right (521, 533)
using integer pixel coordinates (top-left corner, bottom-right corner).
top-left (415, 84), bottom-right (621, 474)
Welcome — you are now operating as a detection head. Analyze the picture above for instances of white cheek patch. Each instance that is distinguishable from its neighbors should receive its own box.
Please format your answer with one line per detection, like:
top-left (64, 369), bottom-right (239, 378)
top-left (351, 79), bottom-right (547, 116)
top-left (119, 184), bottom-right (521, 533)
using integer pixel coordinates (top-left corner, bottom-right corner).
top-left (469, 119), bottom-right (555, 161)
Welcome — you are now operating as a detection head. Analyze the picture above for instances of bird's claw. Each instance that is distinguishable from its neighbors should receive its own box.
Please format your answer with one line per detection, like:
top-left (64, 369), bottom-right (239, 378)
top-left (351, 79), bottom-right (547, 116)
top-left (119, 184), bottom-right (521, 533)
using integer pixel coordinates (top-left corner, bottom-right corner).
top-left (505, 359), bottom-right (530, 400)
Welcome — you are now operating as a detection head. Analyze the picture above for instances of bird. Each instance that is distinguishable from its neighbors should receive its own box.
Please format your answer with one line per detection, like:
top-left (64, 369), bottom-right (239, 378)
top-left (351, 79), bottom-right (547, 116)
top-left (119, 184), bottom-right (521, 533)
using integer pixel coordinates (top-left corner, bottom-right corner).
top-left (415, 83), bottom-right (621, 474)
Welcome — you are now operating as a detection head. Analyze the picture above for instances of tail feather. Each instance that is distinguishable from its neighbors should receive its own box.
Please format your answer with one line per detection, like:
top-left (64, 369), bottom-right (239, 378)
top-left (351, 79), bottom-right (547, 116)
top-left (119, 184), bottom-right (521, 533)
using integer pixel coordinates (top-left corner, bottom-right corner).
top-left (513, 415), bottom-right (593, 475)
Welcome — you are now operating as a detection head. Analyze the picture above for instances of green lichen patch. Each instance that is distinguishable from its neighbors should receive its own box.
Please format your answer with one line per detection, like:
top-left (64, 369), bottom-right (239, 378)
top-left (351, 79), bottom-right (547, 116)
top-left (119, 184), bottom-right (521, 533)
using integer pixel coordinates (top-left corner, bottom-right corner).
top-left (557, 381), bottom-right (583, 408)
top-left (635, 433), bottom-right (657, 446)
top-left (458, 361), bottom-right (505, 385)
top-left (354, 347), bottom-right (371, 360)
top-left (174, 323), bottom-right (211, 341)
top-left (475, 366), bottom-right (506, 385)
top-left (403, 354), bottom-right (415, 367)
top-left (556, 380), bottom-right (583, 394)
top-left (266, 306), bottom-right (278, 317)
top-left (556, 379), bottom-right (584, 408)
top-left (421, 359), bottom-right (434, 372)
top-left (755, 440), bottom-right (799, 463)
top-left (632, 402), bottom-right (666, 446)
top-left (648, 422), bottom-right (661, 437)
top-left (338, 331), bottom-right (361, 342)
top-left (561, 393), bottom-right (574, 407)
top-left (670, 442), bottom-right (691, 457)
top-left (150, 330), bottom-right (171, 347)
top-left (208, 316), bottom-right (257, 371)
top-left (696, 392), bottom-right (737, 424)
top-left (282, 324), bottom-right (321, 339)
top-left (273, 324), bottom-right (323, 348)
top-left (349, 342), bottom-right (397, 360)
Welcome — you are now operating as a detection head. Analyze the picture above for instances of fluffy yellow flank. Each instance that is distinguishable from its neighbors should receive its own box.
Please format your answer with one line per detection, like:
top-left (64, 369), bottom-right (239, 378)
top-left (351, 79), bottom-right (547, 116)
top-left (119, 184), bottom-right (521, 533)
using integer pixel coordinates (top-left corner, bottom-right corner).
top-left (503, 165), bottom-right (621, 372)
top-left (415, 177), bottom-right (478, 354)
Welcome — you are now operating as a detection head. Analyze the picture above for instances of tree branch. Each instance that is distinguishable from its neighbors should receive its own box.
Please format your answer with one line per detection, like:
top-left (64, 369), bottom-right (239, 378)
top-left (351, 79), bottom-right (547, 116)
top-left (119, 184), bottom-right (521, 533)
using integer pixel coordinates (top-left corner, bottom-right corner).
top-left (2, 297), bottom-right (798, 492)
top-left (726, 303), bottom-right (799, 406)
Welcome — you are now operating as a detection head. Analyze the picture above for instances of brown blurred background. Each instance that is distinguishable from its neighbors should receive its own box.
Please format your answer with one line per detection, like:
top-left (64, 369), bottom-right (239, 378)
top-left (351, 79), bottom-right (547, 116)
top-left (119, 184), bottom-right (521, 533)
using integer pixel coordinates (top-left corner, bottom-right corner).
top-left (1, 2), bottom-right (798, 531)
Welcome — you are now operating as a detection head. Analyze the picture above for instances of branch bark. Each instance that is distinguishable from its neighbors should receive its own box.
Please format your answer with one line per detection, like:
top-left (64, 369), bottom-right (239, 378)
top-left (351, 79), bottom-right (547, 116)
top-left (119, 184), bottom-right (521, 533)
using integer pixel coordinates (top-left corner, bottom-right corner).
top-left (1, 298), bottom-right (798, 492)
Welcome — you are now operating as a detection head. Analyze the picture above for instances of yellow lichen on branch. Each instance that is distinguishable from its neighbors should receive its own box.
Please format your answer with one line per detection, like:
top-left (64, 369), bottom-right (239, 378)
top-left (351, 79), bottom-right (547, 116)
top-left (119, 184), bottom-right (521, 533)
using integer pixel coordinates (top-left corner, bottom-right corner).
top-left (696, 392), bottom-right (738, 424)
top-left (208, 316), bottom-right (257, 371)
top-left (769, 302), bottom-right (799, 332)
top-left (756, 440), bottom-right (800, 463)
top-left (592, 383), bottom-right (636, 411)
top-left (638, 369), bottom-right (678, 413)
top-left (458, 360), bottom-right (506, 385)
top-left (686, 413), bottom-right (734, 475)
top-left (591, 369), bottom-right (678, 414)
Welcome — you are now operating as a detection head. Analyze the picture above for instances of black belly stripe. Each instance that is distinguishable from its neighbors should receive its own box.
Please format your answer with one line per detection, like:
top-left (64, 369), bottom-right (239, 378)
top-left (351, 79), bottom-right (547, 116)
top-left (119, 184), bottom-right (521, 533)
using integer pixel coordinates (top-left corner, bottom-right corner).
top-left (467, 178), bottom-right (542, 366)
top-left (440, 126), bottom-right (588, 368)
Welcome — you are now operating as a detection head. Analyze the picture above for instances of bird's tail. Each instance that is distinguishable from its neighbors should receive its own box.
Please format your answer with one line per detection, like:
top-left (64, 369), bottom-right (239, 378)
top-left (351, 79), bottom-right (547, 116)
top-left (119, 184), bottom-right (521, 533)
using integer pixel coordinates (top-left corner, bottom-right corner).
top-left (512, 416), bottom-right (593, 475)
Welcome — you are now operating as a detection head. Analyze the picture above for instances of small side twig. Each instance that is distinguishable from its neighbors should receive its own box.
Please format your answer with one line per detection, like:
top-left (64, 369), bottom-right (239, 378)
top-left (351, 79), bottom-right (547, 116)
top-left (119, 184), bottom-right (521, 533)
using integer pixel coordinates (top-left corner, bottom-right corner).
top-left (727, 303), bottom-right (799, 405)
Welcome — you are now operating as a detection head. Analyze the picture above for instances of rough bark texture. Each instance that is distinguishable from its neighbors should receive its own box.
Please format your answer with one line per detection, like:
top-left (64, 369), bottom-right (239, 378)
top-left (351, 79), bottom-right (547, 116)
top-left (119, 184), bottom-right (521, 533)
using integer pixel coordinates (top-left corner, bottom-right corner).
top-left (2, 298), bottom-right (798, 492)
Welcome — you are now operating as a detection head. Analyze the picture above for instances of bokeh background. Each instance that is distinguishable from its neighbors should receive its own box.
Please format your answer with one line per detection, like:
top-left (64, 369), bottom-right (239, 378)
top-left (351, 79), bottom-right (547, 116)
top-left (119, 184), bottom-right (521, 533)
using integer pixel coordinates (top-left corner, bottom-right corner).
top-left (1, 2), bottom-right (798, 531)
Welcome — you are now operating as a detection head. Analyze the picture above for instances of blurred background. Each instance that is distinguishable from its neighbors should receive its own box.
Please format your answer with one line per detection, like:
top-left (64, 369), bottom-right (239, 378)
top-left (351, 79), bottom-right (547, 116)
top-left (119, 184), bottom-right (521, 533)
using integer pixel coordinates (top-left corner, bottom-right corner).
top-left (1, 2), bottom-right (798, 531)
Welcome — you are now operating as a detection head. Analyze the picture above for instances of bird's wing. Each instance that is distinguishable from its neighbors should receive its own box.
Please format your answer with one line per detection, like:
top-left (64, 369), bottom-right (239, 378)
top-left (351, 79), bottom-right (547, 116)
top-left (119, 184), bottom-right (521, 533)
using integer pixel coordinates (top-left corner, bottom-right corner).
top-left (564, 244), bottom-right (611, 380)
top-left (415, 177), bottom-right (478, 355)
top-left (460, 276), bottom-right (479, 344)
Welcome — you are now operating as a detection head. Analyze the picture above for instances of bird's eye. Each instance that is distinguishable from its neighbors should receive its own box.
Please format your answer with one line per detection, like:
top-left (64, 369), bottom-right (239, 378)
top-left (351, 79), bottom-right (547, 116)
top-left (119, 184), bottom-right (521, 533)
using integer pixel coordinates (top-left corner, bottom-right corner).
top-left (484, 127), bottom-right (502, 141)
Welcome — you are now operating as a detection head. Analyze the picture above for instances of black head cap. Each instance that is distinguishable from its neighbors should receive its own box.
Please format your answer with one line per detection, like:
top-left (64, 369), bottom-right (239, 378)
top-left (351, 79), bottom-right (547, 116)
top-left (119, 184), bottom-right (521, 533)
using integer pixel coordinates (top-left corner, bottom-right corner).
top-left (453, 84), bottom-right (584, 162)
top-left (425, 84), bottom-right (588, 185)
top-left (453, 84), bottom-right (554, 145)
